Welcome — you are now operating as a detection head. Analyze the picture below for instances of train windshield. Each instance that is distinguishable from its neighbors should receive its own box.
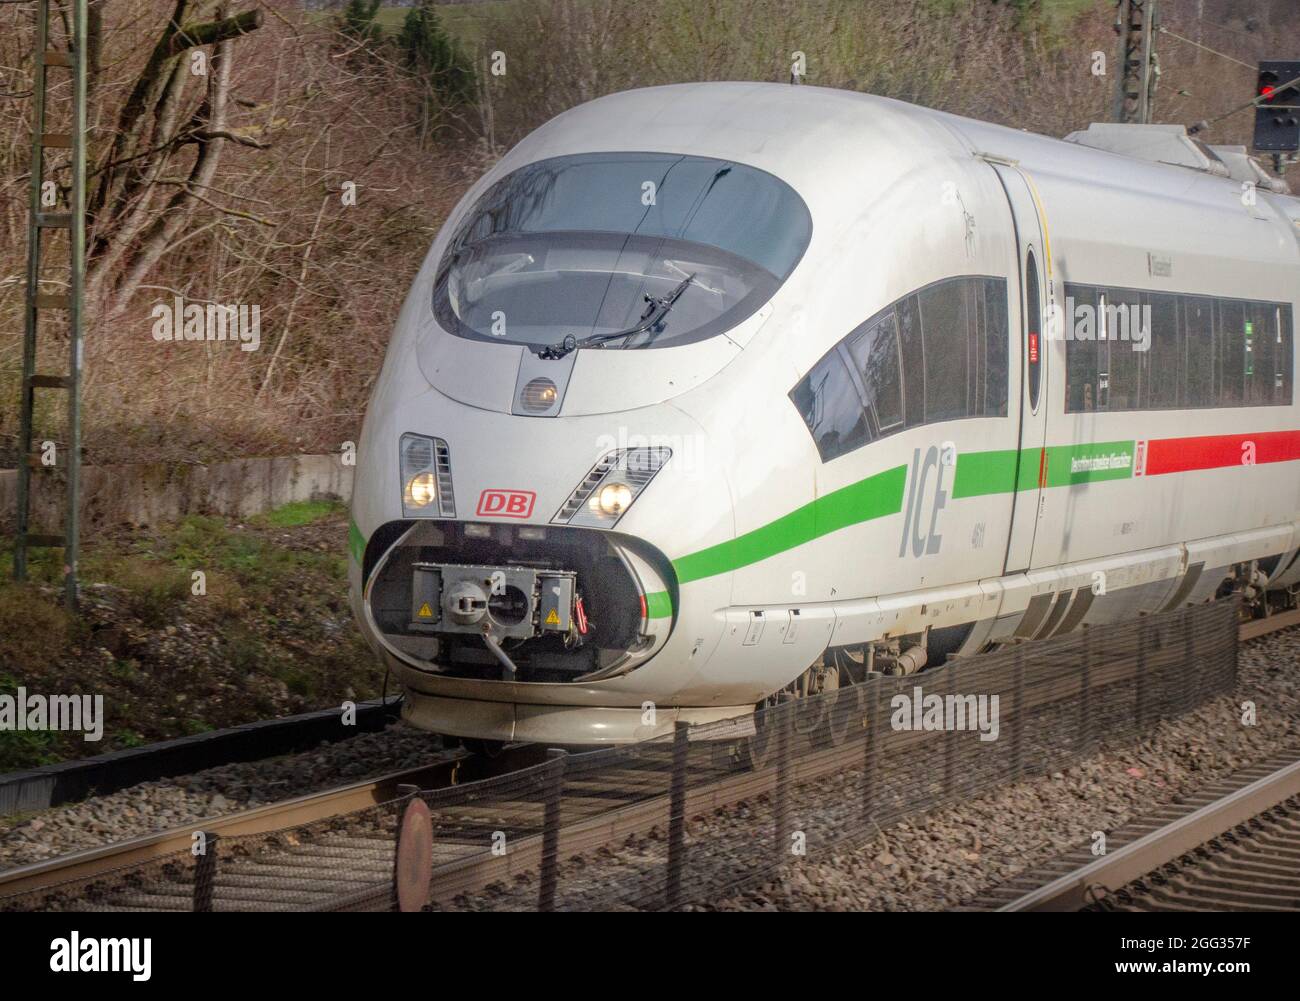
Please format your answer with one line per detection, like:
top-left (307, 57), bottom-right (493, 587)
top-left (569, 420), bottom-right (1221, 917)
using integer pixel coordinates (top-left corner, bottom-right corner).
top-left (432, 152), bottom-right (812, 350)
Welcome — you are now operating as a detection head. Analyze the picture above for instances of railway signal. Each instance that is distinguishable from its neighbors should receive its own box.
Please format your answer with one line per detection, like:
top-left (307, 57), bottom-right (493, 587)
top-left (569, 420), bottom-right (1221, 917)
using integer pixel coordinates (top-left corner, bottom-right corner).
top-left (1112, 0), bottom-right (1159, 125)
top-left (1253, 61), bottom-right (1300, 153)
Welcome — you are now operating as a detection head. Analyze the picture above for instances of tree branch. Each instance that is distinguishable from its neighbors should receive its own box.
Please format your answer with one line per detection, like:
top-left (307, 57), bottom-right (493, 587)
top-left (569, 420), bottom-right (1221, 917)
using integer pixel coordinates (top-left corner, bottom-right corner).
top-left (191, 128), bottom-right (270, 149)
top-left (165, 9), bottom-right (264, 56)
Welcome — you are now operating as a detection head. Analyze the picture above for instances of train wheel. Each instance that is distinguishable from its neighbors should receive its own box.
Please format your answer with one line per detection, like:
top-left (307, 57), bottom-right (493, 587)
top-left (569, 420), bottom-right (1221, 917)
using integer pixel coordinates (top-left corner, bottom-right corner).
top-left (738, 694), bottom-right (782, 771)
top-left (740, 661), bottom-right (854, 768)
top-left (809, 662), bottom-right (857, 749)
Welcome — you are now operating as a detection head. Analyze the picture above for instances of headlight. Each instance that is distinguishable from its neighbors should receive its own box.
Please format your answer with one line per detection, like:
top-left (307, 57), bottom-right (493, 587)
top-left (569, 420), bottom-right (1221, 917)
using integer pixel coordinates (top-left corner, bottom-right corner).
top-left (405, 472), bottom-right (438, 508)
top-left (519, 377), bottom-right (560, 414)
top-left (400, 433), bottom-right (455, 518)
top-left (554, 447), bottom-right (670, 528)
top-left (592, 482), bottom-right (633, 516)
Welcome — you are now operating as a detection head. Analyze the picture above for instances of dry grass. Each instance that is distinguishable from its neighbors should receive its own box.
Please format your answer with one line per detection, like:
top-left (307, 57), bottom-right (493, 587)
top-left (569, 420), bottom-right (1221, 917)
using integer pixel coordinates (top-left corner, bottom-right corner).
top-left (1, 2), bottom-right (481, 466)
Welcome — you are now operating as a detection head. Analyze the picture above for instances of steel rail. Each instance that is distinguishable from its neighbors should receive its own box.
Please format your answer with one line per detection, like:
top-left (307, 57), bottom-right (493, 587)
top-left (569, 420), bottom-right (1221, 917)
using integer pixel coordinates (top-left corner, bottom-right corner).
top-left (999, 756), bottom-right (1300, 911)
top-left (0, 745), bottom-right (543, 898)
top-left (1238, 605), bottom-right (1300, 641)
top-left (327, 738), bottom-right (824, 910)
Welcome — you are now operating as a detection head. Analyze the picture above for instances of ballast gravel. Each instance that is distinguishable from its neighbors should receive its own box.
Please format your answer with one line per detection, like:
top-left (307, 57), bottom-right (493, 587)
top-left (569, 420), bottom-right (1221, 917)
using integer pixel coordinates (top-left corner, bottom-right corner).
top-left (0, 723), bottom-right (447, 870)
top-left (703, 625), bottom-right (1300, 911)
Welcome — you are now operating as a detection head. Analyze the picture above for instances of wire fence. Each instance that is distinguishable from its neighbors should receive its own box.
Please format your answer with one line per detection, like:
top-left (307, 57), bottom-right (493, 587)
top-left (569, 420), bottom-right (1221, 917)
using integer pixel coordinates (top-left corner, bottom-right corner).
top-left (0, 597), bottom-right (1240, 912)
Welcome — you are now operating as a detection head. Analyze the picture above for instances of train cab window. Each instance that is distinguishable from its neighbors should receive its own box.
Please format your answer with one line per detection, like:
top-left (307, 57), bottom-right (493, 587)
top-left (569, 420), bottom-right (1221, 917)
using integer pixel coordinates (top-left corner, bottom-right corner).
top-left (1025, 251), bottom-right (1042, 412)
top-left (431, 152), bottom-right (813, 351)
top-left (788, 349), bottom-right (870, 463)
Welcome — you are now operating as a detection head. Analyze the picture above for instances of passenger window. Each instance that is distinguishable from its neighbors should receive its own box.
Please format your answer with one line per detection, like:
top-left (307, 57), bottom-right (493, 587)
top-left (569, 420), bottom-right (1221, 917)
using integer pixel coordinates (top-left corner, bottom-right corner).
top-left (846, 311), bottom-right (903, 435)
top-left (1217, 300), bottom-right (1246, 406)
top-left (1066, 286), bottom-right (1099, 411)
top-left (919, 280), bottom-right (970, 423)
top-left (896, 294), bottom-right (925, 427)
top-left (1064, 285), bottom-right (1290, 413)
top-left (790, 276), bottom-right (1011, 464)
top-left (1279, 306), bottom-right (1295, 404)
top-left (1246, 302), bottom-right (1277, 405)
top-left (1104, 288), bottom-right (1141, 410)
top-left (1025, 251), bottom-right (1042, 412)
top-left (1182, 296), bottom-right (1215, 407)
top-left (788, 350), bottom-right (869, 462)
top-left (1144, 293), bottom-right (1180, 409)
top-left (981, 278), bottom-right (1009, 416)
top-left (965, 282), bottom-right (984, 414)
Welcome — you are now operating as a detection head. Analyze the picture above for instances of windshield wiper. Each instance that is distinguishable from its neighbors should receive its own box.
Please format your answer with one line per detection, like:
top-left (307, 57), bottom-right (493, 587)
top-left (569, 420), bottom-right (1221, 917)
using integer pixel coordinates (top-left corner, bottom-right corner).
top-left (538, 273), bottom-right (697, 360)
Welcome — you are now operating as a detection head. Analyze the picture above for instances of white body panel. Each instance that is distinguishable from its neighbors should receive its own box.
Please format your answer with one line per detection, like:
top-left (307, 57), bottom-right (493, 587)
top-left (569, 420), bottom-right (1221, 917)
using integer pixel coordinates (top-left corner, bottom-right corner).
top-left (350, 83), bottom-right (1299, 744)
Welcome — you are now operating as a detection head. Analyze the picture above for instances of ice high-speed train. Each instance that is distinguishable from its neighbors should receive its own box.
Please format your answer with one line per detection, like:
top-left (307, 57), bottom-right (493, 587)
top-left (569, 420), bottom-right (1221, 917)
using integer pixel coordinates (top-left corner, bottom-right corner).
top-left (349, 82), bottom-right (1300, 748)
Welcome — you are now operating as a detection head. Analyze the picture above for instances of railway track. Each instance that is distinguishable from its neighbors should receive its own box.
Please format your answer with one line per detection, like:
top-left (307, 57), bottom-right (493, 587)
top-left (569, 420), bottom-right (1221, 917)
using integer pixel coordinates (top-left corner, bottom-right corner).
top-left (1094, 780), bottom-right (1300, 912)
top-left (1238, 605), bottom-right (1300, 641)
top-left (985, 750), bottom-right (1300, 911)
top-left (0, 697), bottom-right (404, 817)
top-left (412, 609), bottom-right (1295, 912)
top-left (0, 706), bottom-right (1020, 911)
top-left (967, 612), bottom-right (1300, 913)
top-left (0, 744), bottom-right (549, 910)
top-left (1, 607), bottom-right (1293, 912)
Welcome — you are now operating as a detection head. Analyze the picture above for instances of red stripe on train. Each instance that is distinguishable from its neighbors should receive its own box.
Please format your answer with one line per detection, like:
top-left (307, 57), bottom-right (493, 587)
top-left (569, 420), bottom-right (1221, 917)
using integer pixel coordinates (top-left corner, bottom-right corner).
top-left (1144, 431), bottom-right (1300, 475)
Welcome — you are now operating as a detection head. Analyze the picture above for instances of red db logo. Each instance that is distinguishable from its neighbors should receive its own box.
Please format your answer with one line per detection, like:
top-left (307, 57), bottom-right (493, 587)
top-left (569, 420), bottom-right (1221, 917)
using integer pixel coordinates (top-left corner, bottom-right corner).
top-left (476, 489), bottom-right (535, 519)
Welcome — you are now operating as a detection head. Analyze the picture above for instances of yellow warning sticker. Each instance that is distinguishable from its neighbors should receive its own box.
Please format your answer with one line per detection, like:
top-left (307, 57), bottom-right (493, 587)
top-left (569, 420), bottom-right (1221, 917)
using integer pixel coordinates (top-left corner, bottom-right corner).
top-left (545, 609), bottom-right (560, 625)
top-left (417, 602), bottom-right (433, 619)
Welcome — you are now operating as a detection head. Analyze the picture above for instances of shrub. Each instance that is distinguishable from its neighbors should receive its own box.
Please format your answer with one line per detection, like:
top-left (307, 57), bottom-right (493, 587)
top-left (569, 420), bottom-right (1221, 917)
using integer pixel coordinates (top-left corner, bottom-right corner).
top-left (0, 584), bottom-right (72, 667)
top-left (110, 560), bottom-right (191, 627)
top-left (398, 0), bottom-right (477, 141)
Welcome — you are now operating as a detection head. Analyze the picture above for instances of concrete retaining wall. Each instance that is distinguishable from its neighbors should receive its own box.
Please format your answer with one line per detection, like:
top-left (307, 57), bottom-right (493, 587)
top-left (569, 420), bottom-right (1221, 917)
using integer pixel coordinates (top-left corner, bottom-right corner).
top-left (0, 454), bottom-right (354, 532)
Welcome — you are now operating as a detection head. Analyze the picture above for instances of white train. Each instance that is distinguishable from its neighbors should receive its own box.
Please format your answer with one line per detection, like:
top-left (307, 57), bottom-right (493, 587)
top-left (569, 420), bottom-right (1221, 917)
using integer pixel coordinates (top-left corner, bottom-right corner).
top-left (349, 83), bottom-right (1300, 749)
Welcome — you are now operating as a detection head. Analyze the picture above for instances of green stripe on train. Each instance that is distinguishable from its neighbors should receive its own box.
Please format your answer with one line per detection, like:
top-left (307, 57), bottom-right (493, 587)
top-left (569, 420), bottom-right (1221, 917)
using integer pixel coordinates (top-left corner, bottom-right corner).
top-left (1040, 440), bottom-right (1136, 488)
top-left (643, 590), bottom-right (674, 619)
top-left (953, 440), bottom-right (1136, 498)
top-left (665, 441), bottom-right (1137, 587)
top-left (671, 464), bottom-right (907, 585)
top-left (348, 518), bottom-right (365, 565)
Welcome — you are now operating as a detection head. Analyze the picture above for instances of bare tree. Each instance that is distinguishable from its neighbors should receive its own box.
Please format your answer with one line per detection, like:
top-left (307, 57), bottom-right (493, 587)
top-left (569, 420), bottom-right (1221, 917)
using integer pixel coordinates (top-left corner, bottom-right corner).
top-left (86, 1), bottom-right (267, 316)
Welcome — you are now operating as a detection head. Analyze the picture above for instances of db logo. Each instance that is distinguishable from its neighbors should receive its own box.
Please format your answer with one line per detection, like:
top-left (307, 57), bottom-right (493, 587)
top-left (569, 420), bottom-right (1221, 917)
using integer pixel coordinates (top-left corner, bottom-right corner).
top-left (476, 489), bottom-right (535, 519)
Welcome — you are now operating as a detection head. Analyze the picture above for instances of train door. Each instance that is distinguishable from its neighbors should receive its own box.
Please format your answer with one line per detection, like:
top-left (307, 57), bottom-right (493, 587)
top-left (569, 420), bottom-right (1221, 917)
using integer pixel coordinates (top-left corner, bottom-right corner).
top-left (989, 162), bottom-right (1050, 575)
